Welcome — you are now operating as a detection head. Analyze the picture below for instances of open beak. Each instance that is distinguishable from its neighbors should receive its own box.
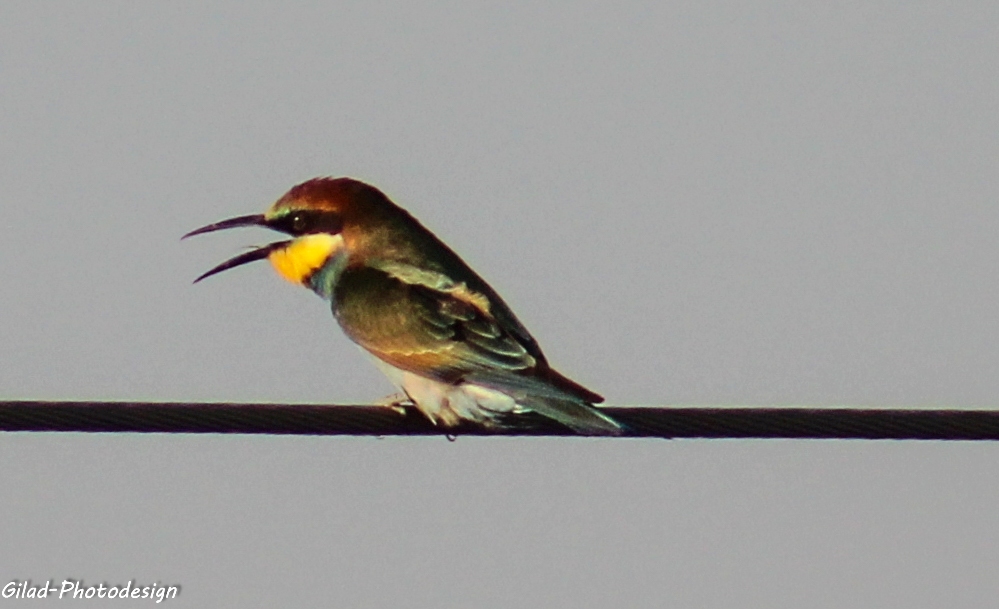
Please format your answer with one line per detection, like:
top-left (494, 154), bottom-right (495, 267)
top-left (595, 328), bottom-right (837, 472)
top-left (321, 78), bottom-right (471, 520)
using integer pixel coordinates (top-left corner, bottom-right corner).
top-left (191, 241), bottom-right (291, 283)
top-left (182, 214), bottom-right (268, 239)
top-left (184, 214), bottom-right (290, 283)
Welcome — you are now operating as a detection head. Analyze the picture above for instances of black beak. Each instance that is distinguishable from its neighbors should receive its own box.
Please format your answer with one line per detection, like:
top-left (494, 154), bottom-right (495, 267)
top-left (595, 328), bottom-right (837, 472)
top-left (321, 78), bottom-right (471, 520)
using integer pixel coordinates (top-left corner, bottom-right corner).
top-left (182, 214), bottom-right (268, 239)
top-left (192, 241), bottom-right (291, 283)
top-left (184, 213), bottom-right (288, 283)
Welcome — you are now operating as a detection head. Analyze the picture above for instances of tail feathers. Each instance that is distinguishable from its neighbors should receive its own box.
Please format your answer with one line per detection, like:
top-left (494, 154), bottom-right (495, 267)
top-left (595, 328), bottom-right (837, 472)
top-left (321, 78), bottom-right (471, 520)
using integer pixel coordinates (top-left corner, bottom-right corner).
top-left (467, 369), bottom-right (600, 404)
top-left (518, 396), bottom-right (623, 436)
top-left (464, 370), bottom-right (622, 435)
top-left (538, 367), bottom-right (605, 403)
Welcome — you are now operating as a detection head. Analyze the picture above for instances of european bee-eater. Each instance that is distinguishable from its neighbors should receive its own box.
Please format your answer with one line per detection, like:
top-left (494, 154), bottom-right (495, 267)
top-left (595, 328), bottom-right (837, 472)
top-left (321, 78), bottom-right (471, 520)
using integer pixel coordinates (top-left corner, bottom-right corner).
top-left (184, 177), bottom-right (622, 435)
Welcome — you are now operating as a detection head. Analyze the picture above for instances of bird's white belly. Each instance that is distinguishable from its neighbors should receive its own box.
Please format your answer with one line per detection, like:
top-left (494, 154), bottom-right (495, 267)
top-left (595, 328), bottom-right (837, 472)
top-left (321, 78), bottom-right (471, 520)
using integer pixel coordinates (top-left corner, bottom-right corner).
top-left (369, 356), bottom-right (521, 427)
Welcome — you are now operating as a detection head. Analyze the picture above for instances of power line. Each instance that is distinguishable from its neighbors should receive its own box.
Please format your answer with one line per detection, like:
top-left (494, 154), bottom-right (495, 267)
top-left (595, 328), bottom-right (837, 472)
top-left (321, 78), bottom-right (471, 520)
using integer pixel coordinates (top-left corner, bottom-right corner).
top-left (2, 401), bottom-right (999, 439)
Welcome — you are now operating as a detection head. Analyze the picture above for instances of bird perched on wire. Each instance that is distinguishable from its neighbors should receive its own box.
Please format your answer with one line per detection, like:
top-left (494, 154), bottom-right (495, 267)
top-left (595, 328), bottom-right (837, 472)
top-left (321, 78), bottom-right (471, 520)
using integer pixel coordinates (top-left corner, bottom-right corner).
top-left (184, 177), bottom-right (622, 435)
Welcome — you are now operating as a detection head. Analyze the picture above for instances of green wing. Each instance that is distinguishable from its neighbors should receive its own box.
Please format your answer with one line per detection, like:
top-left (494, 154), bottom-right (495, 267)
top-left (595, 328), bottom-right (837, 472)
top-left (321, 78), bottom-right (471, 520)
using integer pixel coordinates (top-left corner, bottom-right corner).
top-left (331, 263), bottom-right (603, 404)
top-left (333, 263), bottom-right (619, 434)
top-left (332, 265), bottom-right (535, 379)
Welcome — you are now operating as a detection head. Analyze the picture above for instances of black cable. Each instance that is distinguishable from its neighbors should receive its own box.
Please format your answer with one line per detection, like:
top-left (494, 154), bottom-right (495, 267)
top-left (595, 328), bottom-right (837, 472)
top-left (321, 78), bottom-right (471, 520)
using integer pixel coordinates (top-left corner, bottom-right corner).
top-left (2, 401), bottom-right (999, 439)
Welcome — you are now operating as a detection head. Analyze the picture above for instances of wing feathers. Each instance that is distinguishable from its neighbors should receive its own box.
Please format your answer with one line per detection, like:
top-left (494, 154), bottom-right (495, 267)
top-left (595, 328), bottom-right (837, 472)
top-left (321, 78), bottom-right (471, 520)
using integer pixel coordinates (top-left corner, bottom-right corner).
top-left (334, 263), bottom-right (605, 408)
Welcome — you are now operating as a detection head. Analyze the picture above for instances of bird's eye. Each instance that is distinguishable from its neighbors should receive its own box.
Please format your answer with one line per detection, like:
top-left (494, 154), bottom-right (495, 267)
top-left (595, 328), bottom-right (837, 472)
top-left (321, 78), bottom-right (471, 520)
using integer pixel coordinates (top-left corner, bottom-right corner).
top-left (290, 213), bottom-right (308, 232)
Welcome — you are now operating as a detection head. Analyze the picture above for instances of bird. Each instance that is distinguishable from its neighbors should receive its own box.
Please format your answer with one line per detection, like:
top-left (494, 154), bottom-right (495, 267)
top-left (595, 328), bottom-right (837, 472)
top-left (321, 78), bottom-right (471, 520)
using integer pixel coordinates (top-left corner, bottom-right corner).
top-left (184, 177), bottom-right (622, 435)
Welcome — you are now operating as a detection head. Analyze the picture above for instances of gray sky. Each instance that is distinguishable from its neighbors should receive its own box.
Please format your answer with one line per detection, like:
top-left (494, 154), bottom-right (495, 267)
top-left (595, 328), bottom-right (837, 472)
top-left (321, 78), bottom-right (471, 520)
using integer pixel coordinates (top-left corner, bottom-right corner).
top-left (2, 2), bottom-right (998, 607)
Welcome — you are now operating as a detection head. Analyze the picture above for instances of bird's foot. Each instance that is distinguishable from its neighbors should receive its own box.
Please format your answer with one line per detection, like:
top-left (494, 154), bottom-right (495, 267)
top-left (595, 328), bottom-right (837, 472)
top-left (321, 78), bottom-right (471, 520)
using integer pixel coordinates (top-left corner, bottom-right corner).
top-left (374, 393), bottom-right (414, 415)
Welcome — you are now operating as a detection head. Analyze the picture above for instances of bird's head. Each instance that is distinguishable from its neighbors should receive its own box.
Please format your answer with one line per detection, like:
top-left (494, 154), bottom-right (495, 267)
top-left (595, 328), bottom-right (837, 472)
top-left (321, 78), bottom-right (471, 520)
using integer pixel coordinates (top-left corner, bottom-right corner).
top-left (184, 177), bottom-right (395, 286)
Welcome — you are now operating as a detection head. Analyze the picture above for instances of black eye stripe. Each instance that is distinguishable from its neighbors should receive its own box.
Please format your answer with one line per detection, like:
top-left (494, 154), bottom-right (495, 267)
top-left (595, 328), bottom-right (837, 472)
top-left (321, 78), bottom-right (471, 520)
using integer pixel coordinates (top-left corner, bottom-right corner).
top-left (274, 210), bottom-right (343, 235)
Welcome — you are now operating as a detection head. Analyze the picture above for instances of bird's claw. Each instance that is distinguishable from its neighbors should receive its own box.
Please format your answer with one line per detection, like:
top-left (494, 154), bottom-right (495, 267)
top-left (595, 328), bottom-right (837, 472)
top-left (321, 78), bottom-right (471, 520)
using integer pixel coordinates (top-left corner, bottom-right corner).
top-left (374, 393), bottom-right (413, 415)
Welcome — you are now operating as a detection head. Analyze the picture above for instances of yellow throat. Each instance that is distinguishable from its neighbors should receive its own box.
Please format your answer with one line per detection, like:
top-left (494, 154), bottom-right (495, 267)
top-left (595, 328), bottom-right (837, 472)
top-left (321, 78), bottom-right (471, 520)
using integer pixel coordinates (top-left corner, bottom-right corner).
top-left (268, 233), bottom-right (343, 285)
